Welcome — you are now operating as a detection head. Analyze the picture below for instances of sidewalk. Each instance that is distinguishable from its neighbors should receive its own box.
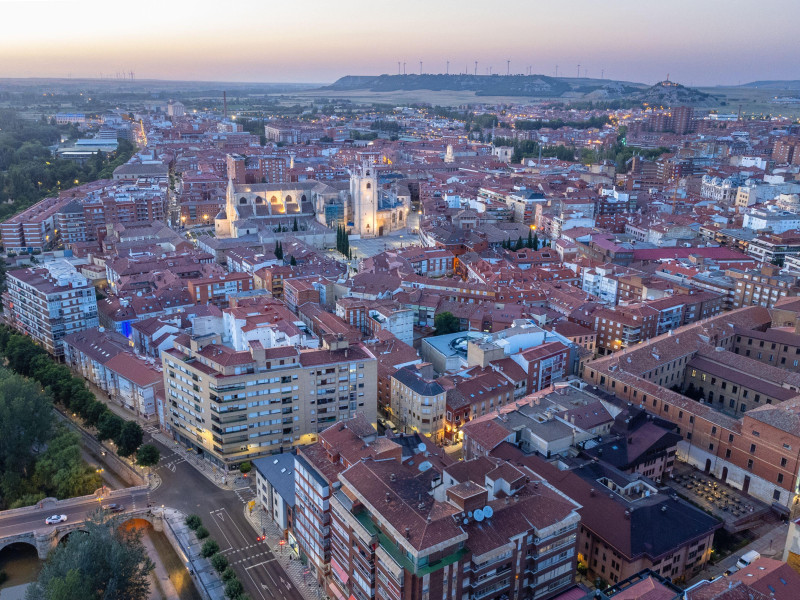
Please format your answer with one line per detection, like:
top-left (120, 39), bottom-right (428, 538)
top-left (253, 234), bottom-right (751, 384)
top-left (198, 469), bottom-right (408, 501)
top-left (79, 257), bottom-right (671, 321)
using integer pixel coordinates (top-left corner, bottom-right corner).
top-left (687, 521), bottom-right (789, 585)
top-left (242, 504), bottom-right (327, 600)
top-left (160, 507), bottom-right (226, 600)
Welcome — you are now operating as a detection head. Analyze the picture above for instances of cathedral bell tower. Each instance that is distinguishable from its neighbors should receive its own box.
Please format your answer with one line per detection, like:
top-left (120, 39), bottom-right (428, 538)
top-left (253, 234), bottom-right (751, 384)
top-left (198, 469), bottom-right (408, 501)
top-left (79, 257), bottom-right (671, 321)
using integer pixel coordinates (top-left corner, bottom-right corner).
top-left (350, 162), bottom-right (378, 237)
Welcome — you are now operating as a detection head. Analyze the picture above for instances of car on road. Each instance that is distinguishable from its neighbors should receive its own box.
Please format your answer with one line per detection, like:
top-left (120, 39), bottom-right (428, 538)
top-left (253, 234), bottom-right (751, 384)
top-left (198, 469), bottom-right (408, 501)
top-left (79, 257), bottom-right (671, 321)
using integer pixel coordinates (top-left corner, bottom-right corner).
top-left (102, 503), bottom-right (124, 513)
top-left (45, 514), bottom-right (67, 525)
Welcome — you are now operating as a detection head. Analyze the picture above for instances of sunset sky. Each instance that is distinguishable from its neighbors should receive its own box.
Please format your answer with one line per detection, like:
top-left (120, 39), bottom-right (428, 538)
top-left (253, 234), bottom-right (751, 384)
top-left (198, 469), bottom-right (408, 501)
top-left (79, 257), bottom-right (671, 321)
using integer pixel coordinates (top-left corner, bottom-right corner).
top-left (0, 0), bottom-right (796, 86)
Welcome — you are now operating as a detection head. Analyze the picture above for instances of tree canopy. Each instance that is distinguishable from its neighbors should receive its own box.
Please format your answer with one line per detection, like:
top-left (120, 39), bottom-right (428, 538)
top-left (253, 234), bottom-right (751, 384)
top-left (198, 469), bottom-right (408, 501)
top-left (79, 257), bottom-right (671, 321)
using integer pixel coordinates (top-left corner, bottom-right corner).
top-left (26, 512), bottom-right (154, 600)
top-left (434, 312), bottom-right (461, 335)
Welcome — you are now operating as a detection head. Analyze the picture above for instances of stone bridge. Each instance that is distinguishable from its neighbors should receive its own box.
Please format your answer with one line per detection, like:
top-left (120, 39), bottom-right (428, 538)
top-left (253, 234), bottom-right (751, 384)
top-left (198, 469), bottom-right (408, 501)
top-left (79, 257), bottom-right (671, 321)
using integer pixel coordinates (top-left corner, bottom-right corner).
top-left (0, 485), bottom-right (154, 559)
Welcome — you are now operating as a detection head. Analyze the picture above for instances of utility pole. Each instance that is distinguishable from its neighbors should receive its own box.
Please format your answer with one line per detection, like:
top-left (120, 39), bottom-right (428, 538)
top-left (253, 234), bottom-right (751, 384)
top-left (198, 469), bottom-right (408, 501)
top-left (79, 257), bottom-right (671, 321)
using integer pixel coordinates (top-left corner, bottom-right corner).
top-left (403, 62), bottom-right (406, 75)
top-left (474, 61), bottom-right (478, 76)
top-left (577, 64), bottom-right (581, 78)
top-left (398, 61), bottom-right (401, 75)
top-left (420, 61), bottom-right (423, 75)
top-left (446, 60), bottom-right (449, 75)
top-left (507, 59), bottom-right (510, 76)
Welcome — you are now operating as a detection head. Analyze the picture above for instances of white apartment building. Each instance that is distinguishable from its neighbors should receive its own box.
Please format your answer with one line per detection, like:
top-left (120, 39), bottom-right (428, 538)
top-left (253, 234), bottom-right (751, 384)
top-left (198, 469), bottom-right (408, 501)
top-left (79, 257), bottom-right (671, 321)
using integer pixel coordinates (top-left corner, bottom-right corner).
top-left (3, 260), bottom-right (99, 357)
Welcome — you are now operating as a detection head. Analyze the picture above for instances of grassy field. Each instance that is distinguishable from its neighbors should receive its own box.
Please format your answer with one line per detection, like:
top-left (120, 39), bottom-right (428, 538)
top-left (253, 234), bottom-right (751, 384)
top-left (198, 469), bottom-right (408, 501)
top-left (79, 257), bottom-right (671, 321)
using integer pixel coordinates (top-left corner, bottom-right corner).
top-left (699, 86), bottom-right (800, 120)
top-left (287, 85), bottom-right (800, 119)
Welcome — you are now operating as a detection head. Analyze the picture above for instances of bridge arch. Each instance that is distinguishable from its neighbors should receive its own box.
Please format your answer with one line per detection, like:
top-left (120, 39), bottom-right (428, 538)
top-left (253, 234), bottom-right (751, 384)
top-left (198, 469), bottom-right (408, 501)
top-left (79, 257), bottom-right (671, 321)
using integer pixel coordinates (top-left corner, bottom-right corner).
top-left (0, 537), bottom-right (38, 555)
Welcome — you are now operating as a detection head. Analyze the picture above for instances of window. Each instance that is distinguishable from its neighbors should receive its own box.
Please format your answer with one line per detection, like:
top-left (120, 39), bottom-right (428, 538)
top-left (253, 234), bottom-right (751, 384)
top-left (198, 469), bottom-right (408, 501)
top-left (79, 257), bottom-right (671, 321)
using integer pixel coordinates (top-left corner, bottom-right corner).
top-left (774, 489), bottom-right (782, 501)
top-left (781, 457), bottom-right (788, 467)
top-left (729, 434), bottom-right (734, 442)
top-left (725, 449), bottom-right (732, 459)
top-left (750, 444), bottom-right (756, 454)
top-left (747, 459), bottom-right (753, 469)
top-left (778, 474), bottom-right (784, 484)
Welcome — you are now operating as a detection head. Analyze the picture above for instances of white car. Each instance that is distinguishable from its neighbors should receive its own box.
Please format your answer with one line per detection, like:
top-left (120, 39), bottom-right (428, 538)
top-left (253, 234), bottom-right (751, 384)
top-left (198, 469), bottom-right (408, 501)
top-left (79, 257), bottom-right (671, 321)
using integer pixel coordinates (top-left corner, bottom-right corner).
top-left (45, 514), bottom-right (67, 525)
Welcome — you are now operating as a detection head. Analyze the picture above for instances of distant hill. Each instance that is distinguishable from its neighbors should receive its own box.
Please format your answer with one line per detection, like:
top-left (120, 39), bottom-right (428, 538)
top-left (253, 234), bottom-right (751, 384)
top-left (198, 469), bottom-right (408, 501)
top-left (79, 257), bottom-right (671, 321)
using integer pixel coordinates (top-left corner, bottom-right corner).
top-left (736, 80), bottom-right (800, 90)
top-left (323, 74), bottom-right (643, 98)
top-left (632, 80), bottom-right (714, 105)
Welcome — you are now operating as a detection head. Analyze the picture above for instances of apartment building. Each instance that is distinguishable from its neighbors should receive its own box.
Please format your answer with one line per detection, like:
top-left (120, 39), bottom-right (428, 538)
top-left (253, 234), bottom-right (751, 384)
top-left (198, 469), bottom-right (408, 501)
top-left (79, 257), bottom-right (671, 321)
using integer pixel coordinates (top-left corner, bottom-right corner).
top-left (161, 332), bottom-right (377, 468)
top-left (3, 260), bottom-right (99, 357)
top-left (63, 327), bottom-right (163, 418)
top-left (187, 272), bottom-right (255, 308)
top-left (390, 364), bottom-right (447, 441)
top-left (730, 265), bottom-right (800, 309)
top-left (329, 452), bottom-right (581, 600)
top-left (492, 445), bottom-right (719, 585)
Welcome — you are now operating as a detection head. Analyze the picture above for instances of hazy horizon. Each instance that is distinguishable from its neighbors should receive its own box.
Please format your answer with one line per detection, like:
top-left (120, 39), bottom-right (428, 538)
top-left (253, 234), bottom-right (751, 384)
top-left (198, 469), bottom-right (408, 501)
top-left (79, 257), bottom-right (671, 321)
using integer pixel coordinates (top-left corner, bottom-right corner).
top-left (1, 0), bottom-right (797, 87)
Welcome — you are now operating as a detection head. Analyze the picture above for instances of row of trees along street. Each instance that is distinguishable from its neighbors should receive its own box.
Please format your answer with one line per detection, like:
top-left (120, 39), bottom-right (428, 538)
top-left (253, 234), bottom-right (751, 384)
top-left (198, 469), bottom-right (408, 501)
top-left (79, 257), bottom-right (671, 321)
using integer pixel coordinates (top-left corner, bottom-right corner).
top-left (0, 327), bottom-right (159, 509)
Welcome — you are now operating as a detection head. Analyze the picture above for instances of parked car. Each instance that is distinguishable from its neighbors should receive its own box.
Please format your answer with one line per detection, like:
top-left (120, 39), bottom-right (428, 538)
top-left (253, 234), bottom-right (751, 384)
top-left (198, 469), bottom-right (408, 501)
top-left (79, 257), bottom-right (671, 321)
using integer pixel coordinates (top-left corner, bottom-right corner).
top-left (45, 514), bottom-right (67, 525)
top-left (102, 503), bottom-right (124, 513)
top-left (724, 566), bottom-right (739, 576)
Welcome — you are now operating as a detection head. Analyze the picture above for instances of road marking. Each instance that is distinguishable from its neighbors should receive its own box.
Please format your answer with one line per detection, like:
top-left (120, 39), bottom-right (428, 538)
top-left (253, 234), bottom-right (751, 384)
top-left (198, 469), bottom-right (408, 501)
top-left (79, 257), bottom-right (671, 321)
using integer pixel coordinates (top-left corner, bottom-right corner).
top-left (244, 564), bottom-right (267, 600)
top-left (209, 512), bottom-right (234, 551)
top-left (245, 558), bottom-right (276, 570)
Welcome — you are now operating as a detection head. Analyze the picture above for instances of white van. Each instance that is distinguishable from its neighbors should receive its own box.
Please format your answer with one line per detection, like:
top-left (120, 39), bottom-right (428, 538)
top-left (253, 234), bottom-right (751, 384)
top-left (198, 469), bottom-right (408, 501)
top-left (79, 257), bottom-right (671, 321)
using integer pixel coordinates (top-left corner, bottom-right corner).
top-left (735, 550), bottom-right (761, 569)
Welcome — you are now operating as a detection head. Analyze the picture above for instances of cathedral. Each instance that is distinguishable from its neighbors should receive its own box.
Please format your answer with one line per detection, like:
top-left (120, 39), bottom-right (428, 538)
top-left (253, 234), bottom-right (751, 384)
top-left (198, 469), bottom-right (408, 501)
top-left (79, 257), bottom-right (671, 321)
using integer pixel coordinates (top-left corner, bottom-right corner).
top-left (215, 162), bottom-right (408, 239)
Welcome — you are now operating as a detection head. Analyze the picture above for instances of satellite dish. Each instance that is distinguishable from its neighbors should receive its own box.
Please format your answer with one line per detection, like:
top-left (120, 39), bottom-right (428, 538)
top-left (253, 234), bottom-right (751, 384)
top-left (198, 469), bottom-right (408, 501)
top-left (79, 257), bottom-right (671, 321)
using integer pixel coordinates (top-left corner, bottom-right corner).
top-left (474, 509), bottom-right (485, 522)
top-left (483, 506), bottom-right (494, 519)
top-left (463, 518), bottom-right (469, 525)
top-left (467, 511), bottom-right (473, 517)
top-left (418, 461), bottom-right (433, 472)
top-left (417, 442), bottom-right (426, 453)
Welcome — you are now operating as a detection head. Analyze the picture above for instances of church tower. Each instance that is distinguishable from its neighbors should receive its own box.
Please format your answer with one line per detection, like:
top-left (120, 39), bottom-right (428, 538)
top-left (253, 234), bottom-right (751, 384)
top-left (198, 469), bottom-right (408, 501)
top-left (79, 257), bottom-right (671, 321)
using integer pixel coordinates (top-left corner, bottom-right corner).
top-left (350, 162), bottom-right (378, 237)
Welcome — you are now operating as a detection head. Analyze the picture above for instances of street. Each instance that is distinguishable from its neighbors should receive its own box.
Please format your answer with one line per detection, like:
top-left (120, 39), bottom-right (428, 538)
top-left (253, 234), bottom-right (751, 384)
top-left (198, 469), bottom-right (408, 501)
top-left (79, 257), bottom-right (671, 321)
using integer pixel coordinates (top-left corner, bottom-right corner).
top-left (0, 486), bottom-right (149, 539)
top-left (147, 438), bottom-right (307, 600)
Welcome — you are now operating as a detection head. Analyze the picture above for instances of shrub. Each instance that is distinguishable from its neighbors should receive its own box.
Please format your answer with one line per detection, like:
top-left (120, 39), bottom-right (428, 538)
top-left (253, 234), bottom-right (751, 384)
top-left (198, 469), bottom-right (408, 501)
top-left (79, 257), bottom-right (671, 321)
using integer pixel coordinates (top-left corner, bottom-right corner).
top-left (201, 539), bottom-right (220, 558)
top-left (211, 553), bottom-right (229, 573)
top-left (224, 578), bottom-right (244, 599)
top-left (185, 514), bottom-right (202, 530)
top-left (196, 526), bottom-right (210, 540)
top-left (221, 567), bottom-right (237, 582)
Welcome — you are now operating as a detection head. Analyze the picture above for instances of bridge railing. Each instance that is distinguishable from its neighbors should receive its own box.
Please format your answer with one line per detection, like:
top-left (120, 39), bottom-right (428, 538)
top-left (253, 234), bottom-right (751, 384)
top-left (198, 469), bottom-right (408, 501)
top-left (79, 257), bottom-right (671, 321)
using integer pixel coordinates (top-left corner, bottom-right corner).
top-left (0, 485), bottom-right (149, 520)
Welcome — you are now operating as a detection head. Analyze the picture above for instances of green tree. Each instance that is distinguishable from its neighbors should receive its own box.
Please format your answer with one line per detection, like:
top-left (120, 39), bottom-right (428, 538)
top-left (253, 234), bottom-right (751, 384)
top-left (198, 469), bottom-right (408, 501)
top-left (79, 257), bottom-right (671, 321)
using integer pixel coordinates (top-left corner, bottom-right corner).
top-left (239, 461), bottom-right (252, 475)
top-left (25, 512), bottom-right (154, 600)
top-left (201, 539), bottom-right (220, 558)
top-left (533, 232), bottom-right (539, 251)
top-left (526, 229), bottom-right (533, 249)
top-left (225, 578), bottom-right (244, 599)
top-left (185, 514), bottom-right (202, 531)
top-left (292, 217), bottom-right (298, 232)
top-left (84, 401), bottom-right (108, 428)
top-left (211, 553), bottom-right (229, 573)
top-left (514, 236), bottom-right (524, 251)
top-left (221, 567), bottom-right (237, 582)
top-left (434, 312), bottom-right (461, 335)
top-left (136, 444), bottom-right (160, 469)
top-left (289, 255), bottom-right (297, 266)
top-left (115, 421), bottom-right (143, 457)
top-left (0, 370), bottom-right (53, 485)
top-left (195, 526), bottom-right (210, 540)
top-left (96, 413), bottom-right (123, 443)
top-left (32, 429), bottom-right (101, 500)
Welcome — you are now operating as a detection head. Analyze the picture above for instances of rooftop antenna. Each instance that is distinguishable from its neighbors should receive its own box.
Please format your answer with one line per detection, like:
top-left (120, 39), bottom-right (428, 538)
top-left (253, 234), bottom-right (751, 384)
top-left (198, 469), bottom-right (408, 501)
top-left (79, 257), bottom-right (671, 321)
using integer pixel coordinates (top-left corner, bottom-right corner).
top-left (446, 60), bottom-right (449, 75)
top-left (474, 61), bottom-right (478, 76)
top-left (398, 61), bottom-right (401, 75)
top-left (419, 60), bottom-right (423, 75)
top-left (403, 62), bottom-right (406, 75)
top-left (507, 59), bottom-right (510, 76)
top-left (577, 64), bottom-right (581, 78)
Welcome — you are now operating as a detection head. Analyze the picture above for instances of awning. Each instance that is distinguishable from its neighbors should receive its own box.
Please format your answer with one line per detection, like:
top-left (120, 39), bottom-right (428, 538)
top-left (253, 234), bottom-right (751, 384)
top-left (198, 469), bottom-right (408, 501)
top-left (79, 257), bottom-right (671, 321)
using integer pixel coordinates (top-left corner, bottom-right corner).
top-left (327, 582), bottom-right (346, 600)
top-left (330, 558), bottom-right (349, 585)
